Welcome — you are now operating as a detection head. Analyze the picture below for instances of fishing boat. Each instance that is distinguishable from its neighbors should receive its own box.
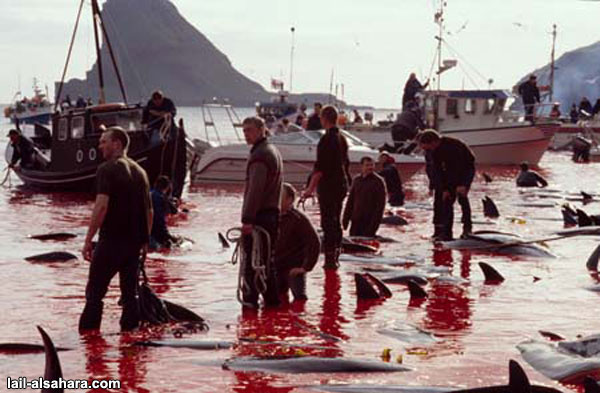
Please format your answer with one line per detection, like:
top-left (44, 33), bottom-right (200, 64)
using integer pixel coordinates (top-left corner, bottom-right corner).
top-left (3, 79), bottom-right (53, 125)
top-left (4, 0), bottom-right (187, 194)
top-left (349, 3), bottom-right (554, 166)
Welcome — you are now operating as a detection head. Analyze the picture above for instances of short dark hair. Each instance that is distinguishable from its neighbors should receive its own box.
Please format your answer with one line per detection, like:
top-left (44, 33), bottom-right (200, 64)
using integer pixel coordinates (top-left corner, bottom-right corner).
top-left (418, 129), bottom-right (441, 144)
top-left (282, 118), bottom-right (290, 125)
top-left (282, 182), bottom-right (296, 202)
top-left (520, 162), bottom-right (529, 171)
top-left (320, 105), bottom-right (338, 124)
top-left (314, 102), bottom-right (322, 108)
top-left (154, 175), bottom-right (171, 191)
top-left (360, 156), bottom-right (374, 164)
top-left (242, 116), bottom-right (265, 130)
top-left (105, 126), bottom-right (130, 150)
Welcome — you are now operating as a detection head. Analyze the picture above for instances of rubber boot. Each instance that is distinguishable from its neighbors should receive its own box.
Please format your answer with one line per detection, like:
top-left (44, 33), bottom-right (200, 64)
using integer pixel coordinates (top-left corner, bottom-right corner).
top-left (323, 250), bottom-right (339, 270)
top-left (79, 301), bottom-right (104, 332)
top-left (460, 223), bottom-right (473, 239)
top-left (120, 298), bottom-right (140, 332)
top-left (432, 225), bottom-right (445, 240)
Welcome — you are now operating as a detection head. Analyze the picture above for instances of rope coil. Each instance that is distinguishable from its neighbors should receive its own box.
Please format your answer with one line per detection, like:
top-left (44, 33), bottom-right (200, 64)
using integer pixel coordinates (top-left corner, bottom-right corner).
top-left (226, 226), bottom-right (271, 307)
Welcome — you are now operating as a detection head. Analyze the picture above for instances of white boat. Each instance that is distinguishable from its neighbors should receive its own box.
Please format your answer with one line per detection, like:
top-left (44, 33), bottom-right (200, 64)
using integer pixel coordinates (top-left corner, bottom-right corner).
top-left (189, 129), bottom-right (424, 185)
top-left (348, 90), bottom-right (554, 166)
top-left (3, 79), bottom-right (53, 125)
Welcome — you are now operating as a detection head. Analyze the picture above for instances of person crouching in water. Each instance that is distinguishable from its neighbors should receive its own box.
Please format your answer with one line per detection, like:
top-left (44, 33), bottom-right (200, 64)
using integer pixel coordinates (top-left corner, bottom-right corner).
top-left (419, 129), bottom-right (475, 240)
top-left (516, 162), bottom-right (548, 188)
top-left (377, 152), bottom-right (405, 207)
top-left (302, 105), bottom-right (352, 269)
top-left (150, 176), bottom-right (179, 249)
top-left (274, 183), bottom-right (320, 302)
top-left (343, 157), bottom-right (387, 237)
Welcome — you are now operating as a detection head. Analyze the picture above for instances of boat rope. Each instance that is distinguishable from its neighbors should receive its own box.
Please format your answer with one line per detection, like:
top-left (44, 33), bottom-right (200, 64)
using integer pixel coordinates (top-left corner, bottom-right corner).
top-left (226, 226), bottom-right (271, 307)
top-left (1, 166), bottom-right (12, 188)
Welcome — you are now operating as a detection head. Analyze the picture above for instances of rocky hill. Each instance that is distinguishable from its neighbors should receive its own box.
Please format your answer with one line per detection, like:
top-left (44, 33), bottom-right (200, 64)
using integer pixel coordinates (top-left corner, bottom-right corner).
top-left (515, 41), bottom-right (600, 112)
top-left (58, 0), bottom-right (271, 106)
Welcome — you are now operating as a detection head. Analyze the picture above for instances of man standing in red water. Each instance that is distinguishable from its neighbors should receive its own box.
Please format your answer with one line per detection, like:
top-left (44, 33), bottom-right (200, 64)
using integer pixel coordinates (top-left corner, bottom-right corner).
top-left (79, 127), bottom-right (152, 332)
top-left (303, 105), bottom-right (351, 269)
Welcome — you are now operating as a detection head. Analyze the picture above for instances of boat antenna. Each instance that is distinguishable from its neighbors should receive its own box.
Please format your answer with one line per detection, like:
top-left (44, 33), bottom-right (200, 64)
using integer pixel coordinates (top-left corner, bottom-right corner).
top-left (54, 0), bottom-right (85, 111)
top-left (289, 27), bottom-right (295, 94)
top-left (93, 0), bottom-right (128, 104)
top-left (549, 24), bottom-right (557, 103)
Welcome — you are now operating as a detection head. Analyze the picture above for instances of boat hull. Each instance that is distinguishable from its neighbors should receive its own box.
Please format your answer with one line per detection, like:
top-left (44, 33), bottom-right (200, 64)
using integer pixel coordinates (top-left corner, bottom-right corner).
top-left (11, 111), bottom-right (52, 125)
top-left (350, 124), bottom-right (553, 165)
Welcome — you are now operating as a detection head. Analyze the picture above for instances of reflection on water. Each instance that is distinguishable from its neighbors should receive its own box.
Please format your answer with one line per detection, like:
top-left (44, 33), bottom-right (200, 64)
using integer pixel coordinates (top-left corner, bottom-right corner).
top-left (0, 115), bottom-right (596, 392)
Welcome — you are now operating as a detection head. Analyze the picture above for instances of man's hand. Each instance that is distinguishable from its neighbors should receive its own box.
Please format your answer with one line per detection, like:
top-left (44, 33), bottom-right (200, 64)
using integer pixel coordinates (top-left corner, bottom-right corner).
top-left (242, 223), bottom-right (253, 235)
top-left (442, 191), bottom-right (451, 201)
top-left (289, 267), bottom-right (306, 277)
top-left (82, 239), bottom-right (94, 261)
top-left (456, 186), bottom-right (468, 196)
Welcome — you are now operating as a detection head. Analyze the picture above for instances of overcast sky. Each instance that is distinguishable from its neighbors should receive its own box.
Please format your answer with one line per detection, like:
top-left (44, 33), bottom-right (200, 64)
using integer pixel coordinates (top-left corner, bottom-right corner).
top-left (1, 0), bottom-right (599, 107)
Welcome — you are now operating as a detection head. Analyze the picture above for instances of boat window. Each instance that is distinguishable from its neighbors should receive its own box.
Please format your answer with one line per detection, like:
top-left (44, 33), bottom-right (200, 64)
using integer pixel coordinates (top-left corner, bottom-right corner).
top-left (495, 98), bottom-right (506, 115)
top-left (465, 99), bottom-right (477, 114)
top-left (71, 116), bottom-right (85, 139)
top-left (90, 109), bottom-right (142, 134)
top-left (485, 99), bottom-right (495, 114)
top-left (57, 118), bottom-right (68, 141)
top-left (446, 99), bottom-right (458, 116)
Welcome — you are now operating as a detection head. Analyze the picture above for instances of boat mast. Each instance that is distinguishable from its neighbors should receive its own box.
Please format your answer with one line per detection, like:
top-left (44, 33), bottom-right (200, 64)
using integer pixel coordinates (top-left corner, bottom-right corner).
top-left (93, 0), bottom-right (128, 104)
top-left (91, 0), bottom-right (106, 104)
top-left (549, 24), bottom-right (557, 102)
top-left (436, 1), bottom-right (445, 91)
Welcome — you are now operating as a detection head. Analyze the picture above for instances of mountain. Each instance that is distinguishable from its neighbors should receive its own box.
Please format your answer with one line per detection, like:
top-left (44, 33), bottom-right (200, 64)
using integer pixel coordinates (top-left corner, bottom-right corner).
top-left (57, 0), bottom-right (271, 106)
top-left (514, 41), bottom-right (600, 112)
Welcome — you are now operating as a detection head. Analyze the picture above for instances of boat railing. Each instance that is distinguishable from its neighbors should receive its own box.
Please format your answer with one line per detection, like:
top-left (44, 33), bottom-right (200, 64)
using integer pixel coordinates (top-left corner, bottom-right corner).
top-left (200, 100), bottom-right (244, 146)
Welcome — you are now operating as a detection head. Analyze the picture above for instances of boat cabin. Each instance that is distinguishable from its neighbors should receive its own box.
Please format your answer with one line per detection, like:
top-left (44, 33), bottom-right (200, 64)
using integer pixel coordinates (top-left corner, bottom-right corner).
top-left (423, 90), bottom-right (512, 131)
top-left (37, 104), bottom-right (144, 172)
top-left (256, 91), bottom-right (298, 120)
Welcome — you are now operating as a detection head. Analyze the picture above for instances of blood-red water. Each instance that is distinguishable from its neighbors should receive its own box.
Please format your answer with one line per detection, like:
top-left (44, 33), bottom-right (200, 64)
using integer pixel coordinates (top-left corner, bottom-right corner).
top-left (0, 137), bottom-right (597, 392)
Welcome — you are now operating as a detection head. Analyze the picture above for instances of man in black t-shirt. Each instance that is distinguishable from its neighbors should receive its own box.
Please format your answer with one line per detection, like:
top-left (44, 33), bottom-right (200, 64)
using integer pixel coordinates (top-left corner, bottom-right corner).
top-left (303, 105), bottom-right (351, 269)
top-left (306, 102), bottom-right (323, 130)
top-left (79, 127), bottom-right (152, 332)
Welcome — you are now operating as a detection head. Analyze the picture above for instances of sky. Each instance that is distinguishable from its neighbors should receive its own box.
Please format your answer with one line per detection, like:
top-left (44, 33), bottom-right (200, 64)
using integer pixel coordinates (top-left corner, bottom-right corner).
top-left (0, 0), bottom-right (599, 107)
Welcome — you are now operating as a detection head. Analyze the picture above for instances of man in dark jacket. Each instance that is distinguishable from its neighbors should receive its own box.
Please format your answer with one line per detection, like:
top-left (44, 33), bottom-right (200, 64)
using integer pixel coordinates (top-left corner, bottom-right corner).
top-left (403, 73), bottom-right (429, 109)
top-left (518, 75), bottom-right (540, 123)
top-left (142, 90), bottom-right (177, 129)
top-left (303, 105), bottom-right (351, 269)
top-left (579, 97), bottom-right (594, 118)
top-left (149, 176), bottom-right (178, 249)
top-left (7, 129), bottom-right (36, 169)
top-left (391, 103), bottom-right (425, 149)
top-left (378, 152), bottom-right (405, 206)
top-left (241, 116), bottom-right (283, 308)
top-left (419, 129), bottom-right (476, 240)
top-left (306, 102), bottom-right (323, 130)
top-left (425, 149), bottom-right (444, 239)
top-left (516, 162), bottom-right (548, 188)
top-left (80, 127), bottom-right (152, 332)
top-left (343, 157), bottom-right (387, 237)
top-left (274, 183), bottom-right (320, 302)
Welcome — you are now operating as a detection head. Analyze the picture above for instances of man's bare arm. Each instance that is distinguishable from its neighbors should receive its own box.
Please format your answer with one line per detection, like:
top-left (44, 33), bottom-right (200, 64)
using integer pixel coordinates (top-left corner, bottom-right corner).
top-left (82, 194), bottom-right (109, 261)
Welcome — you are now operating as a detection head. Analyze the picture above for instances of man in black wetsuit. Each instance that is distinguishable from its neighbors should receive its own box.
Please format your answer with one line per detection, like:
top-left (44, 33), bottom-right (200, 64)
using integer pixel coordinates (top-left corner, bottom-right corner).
top-left (303, 105), bottom-right (351, 269)
top-left (391, 103), bottom-right (425, 149)
top-left (240, 116), bottom-right (283, 308)
top-left (274, 183), bottom-right (320, 302)
top-left (518, 75), bottom-right (540, 123)
top-left (402, 73), bottom-right (429, 109)
top-left (419, 129), bottom-right (476, 240)
top-left (306, 102), bottom-right (323, 130)
top-left (7, 129), bottom-right (36, 169)
top-left (79, 127), bottom-right (152, 332)
top-left (378, 152), bottom-right (405, 206)
top-left (516, 162), bottom-right (548, 188)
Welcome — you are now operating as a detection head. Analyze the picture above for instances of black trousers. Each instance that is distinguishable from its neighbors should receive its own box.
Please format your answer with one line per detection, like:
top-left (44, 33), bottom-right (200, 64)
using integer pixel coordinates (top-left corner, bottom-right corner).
top-left (79, 240), bottom-right (141, 331)
top-left (318, 190), bottom-right (346, 253)
top-left (524, 103), bottom-right (535, 123)
top-left (277, 267), bottom-right (307, 301)
top-left (440, 189), bottom-right (473, 237)
top-left (242, 210), bottom-right (280, 308)
top-left (433, 188), bottom-right (443, 227)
